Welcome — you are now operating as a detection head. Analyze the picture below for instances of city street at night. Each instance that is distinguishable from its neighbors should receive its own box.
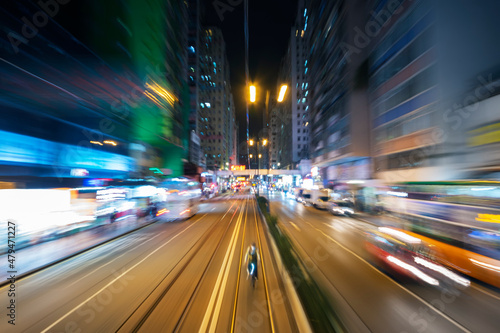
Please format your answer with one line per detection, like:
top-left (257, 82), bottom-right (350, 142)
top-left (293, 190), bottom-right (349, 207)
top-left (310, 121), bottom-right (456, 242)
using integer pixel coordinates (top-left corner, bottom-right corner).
top-left (2, 0), bottom-right (500, 332)
top-left (267, 192), bottom-right (500, 333)
top-left (1, 194), bottom-right (300, 332)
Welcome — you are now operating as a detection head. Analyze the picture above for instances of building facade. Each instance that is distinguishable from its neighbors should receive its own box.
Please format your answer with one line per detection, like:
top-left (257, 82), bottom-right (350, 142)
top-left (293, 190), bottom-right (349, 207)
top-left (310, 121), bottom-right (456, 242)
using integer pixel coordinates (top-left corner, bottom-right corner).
top-left (308, 0), bottom-right (371, 185)
top-left (290, 0), bottom-right (312, 165)
top-left (198, 27), bottom-right (236, 171)
top-left (270, 45), bottom-right (293, 170)
top-left (187, 0), bottom-right (203, 168)
top-left (367, 0), bottom-right (500, 182)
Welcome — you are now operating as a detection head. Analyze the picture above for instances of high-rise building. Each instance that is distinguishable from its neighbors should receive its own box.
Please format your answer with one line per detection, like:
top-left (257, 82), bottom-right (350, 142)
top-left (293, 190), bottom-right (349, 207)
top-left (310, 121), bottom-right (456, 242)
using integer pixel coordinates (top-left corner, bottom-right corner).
top-left (308, 0), bottom-right (371, 184)
top-left (270, 47), bottom-right (293, 170)
top-left (187, 0), bottom-right (202, 168)
top-left (290, 0), bottom-right (311, 165)
top-left (79, 0), bottom-right (192, 177)
top-left (1, 0), bottom-right (192, 179)
top-left (0, 1), bottom-right (139, 184)
top-left (198, 27), bottom-right (236, 171)
top-left (369, 0), bottom-right (500, 181)
top-left (368, 0), bottom-right (438, 182)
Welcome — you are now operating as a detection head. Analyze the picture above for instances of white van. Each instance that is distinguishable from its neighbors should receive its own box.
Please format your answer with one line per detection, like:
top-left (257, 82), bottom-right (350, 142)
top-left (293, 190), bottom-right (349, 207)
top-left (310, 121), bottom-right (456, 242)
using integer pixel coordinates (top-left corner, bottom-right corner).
top-left (307, 188), bottom-right (332, 209)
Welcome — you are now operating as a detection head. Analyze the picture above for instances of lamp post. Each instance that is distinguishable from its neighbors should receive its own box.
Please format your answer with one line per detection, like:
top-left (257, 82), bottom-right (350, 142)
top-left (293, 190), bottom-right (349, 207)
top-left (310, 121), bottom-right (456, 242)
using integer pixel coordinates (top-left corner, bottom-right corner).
top-left (248, 84), bottom-right (288, 194)
top-left (249, 138), bottom-right (267, 195)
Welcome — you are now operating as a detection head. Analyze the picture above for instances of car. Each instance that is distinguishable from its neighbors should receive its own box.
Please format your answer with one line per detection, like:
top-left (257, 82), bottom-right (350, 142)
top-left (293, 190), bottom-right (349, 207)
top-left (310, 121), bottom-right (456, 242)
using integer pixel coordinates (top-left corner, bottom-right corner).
top-left (327, 200), bottom-right (355, 216)
top-left (365, 228), bottom-right (470, 289)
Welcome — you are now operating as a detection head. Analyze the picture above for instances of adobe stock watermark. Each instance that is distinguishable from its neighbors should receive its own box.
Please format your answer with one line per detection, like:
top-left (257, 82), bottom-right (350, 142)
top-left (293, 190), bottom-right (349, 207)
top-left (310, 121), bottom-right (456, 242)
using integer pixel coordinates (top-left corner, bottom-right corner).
top-left (235, 250), bottom-right (328, 332)
top-left (402, 283), bottom-right (468, 333)
top-left (7, 0), bottom-right (72, 54)
top-left (213, 0), bottom-right (243, 22)
top-left (442, 73), bottom-right (500, 131)
top-left (381, 73), bottom-right (500, 183)
top-left (235, 287), bottom-right (284, 332)
top-left (236, 233), bottom-right (330, 331)
top-left (340, 0), bottom-right (409, 63)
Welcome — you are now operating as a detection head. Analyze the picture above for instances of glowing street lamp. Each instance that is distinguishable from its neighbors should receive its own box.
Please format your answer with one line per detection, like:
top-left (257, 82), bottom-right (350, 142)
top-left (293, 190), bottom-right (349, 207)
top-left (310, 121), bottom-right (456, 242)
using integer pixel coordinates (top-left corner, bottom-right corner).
top-left (250, 85), bottom-right (256, 103)
top-left (277, 84), bottom-right (288, 102)
top-left (248, 138), bottom-right (268, 195)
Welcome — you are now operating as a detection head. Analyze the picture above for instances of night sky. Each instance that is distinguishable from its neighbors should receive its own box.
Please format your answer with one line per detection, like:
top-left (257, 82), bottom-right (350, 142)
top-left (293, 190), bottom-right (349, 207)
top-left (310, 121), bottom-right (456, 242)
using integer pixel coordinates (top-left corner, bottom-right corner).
top-left (203, 0), bottom-right (298, 144)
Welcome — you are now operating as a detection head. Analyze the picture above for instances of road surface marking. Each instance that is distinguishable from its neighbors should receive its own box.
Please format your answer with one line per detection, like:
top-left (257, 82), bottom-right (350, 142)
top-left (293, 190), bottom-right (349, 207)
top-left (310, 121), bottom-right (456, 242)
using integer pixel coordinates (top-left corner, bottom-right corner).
top-left (67, 233), bottom-right (165, 287)
top-left (255, 200), bottom-right (276, 333)
top-left (472, 284), bottom-right (500, 301)
top-left (199, 203), bottom-right (245, 333)
top-left (40, 217), bottom-right (203, 333)
top-left (311, 225), bottom-right (471, 333)
top-left (230, 199), bottom-right (248, 331)
top-left (289, 221), bottom-right (301, 231)
top-left (325, 223), bottom-right (339, 232)
top-left (209, 204), bottom-right (247, 333)
top-left (274, 200), bottom-right (473, 332)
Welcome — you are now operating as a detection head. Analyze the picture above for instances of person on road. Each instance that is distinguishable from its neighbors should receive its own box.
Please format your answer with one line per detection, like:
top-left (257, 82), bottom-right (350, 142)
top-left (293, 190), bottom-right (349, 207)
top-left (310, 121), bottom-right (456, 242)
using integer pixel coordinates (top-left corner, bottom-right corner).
top-left (245, 242), bottom-right (260, 280)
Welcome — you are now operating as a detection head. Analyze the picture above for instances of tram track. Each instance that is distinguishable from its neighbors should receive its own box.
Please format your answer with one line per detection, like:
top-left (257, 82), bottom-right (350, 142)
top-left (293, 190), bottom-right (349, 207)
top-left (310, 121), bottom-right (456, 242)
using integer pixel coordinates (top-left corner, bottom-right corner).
top-left (228, 197), bottom-right (280, 333)
top-left (116, 199), bottom-right (242, 332)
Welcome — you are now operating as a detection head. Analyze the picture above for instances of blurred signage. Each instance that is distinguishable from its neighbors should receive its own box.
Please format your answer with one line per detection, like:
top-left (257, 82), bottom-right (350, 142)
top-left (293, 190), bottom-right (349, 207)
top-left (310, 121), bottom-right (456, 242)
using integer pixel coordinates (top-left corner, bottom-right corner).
top-left (97, 188), bottom-right (127, 201)
top-left (149, 168), bottom-right (172, 175)
top-left (237, 177), bottom-right (246, 181)
top-left (161, 168), bottom-right (173, 175)
top-left (84, 178), bottom-right (112, 187)
top-left (190, 131), bottom-right (201, 145)
top-left (468, 122), bottom-right (500, 146)
top-left (0, 130), bottom-right (133, 173)
top-left (70, 169), bottom-right (89, 177)
top-left (129, 143), bottom-right (146, 152)
top-left (303, 179), bottom-right (313, 189)
top-left (476, 213), bottom-right (500, 223)
top-left (231, 165), bottom-right (246, 171)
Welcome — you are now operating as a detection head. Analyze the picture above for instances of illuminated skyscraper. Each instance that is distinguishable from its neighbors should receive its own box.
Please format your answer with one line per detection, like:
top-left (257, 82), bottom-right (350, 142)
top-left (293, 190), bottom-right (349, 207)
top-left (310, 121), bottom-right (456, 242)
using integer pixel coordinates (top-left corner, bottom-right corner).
top-left (198, 27), bottom-right (236, 171)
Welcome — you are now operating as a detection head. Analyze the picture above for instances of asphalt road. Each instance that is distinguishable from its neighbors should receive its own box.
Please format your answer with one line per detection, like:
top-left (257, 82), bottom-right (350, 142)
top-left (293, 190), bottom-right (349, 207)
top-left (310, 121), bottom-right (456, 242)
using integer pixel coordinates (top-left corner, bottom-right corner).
top-left (0, 194), bottom-right (297, 333)
top-left (267, 191), bottom-right (500, 333)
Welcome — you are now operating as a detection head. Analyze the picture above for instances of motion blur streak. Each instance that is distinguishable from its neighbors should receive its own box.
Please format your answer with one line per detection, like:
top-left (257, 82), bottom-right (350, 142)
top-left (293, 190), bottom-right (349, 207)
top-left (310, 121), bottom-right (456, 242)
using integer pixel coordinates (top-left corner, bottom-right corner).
top-left (387, 255), bottom-right (440, 286)
top-left (414, 257), bottom-right (470, 287)
top-left (469, 258), bottom-right (500, 273)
